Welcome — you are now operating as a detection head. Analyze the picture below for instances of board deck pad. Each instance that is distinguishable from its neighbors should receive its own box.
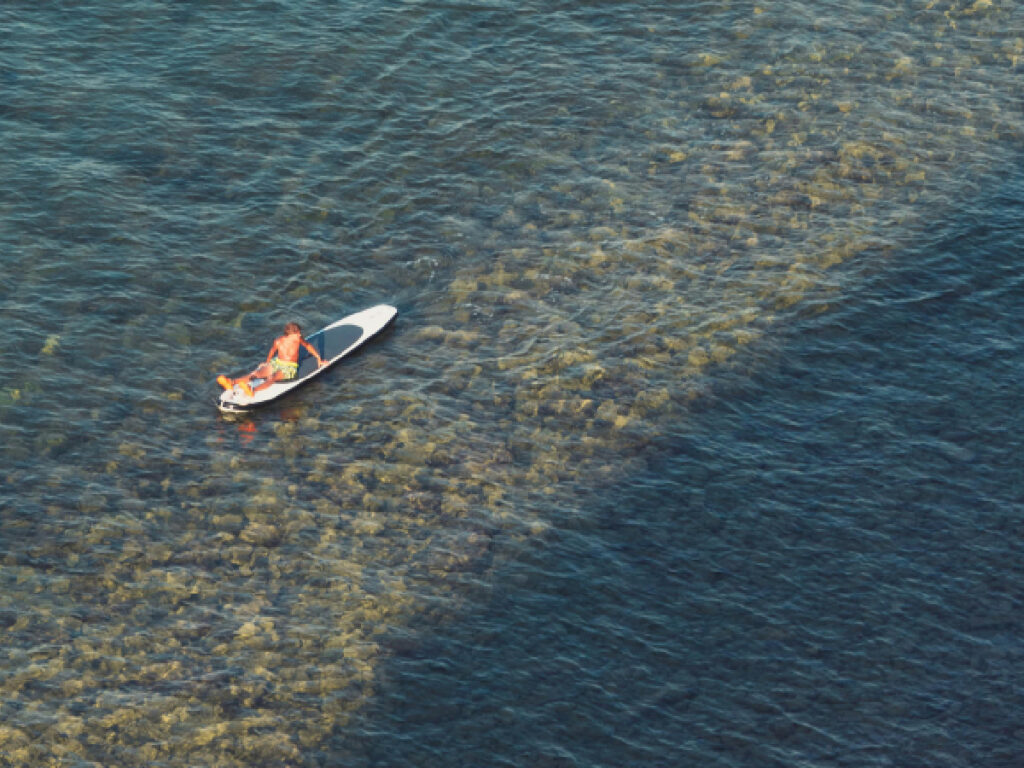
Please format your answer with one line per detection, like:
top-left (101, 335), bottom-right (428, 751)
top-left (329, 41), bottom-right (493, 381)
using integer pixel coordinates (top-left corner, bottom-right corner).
top-left (217, 304), bottom-right (396, 413)
top-left (299, 324), bottom-right (362, 376)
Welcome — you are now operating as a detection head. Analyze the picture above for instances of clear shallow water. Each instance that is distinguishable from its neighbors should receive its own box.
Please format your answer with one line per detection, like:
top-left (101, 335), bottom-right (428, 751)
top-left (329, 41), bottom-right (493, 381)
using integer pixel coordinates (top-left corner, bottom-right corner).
top-left (1, 1), bottom-right (1023, 766)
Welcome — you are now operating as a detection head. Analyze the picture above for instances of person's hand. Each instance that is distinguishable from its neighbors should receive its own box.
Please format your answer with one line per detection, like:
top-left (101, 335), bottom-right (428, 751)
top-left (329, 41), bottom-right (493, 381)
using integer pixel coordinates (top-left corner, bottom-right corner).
top-left (318, 359), bottom-right (327, 368)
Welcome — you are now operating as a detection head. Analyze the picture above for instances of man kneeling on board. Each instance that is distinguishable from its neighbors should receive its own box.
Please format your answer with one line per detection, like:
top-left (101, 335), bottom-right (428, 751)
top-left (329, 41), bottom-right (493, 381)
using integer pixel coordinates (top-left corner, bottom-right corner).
top-left (218, 322), bottom-right (326, 396)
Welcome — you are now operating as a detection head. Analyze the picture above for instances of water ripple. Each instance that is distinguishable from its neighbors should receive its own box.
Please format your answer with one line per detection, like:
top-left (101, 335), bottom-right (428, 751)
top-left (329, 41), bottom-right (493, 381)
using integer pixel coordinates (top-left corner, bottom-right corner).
top-left (2, 0), bottom-right (1023, 764)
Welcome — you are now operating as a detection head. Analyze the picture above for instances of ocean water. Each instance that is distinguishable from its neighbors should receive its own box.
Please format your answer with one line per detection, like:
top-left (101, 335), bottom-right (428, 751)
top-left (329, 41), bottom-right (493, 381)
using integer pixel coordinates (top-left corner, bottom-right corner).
top-left (1, 1), bottom-right (1023, 766)
top-left (363, 181), bottom-right (1024, 767)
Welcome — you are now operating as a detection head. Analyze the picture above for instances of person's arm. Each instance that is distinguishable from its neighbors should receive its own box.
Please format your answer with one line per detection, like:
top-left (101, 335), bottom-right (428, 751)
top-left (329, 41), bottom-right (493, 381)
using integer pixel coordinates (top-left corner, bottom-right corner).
top-left (303, 339), bottom-right (326, 366)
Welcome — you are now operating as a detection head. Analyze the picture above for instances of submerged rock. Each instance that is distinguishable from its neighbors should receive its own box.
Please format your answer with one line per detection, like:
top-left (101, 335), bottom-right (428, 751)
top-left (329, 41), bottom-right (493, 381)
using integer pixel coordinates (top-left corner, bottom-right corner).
top-left (239, 522), bottom-right (282, 547)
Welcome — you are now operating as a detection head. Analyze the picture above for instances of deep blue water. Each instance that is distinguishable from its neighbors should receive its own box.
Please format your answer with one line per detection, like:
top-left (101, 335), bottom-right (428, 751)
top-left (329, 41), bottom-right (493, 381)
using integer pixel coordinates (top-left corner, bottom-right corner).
top-left (362, 170), bottom-right (1024, 767)
top-left (2, 1), bottom-right (1023, 766)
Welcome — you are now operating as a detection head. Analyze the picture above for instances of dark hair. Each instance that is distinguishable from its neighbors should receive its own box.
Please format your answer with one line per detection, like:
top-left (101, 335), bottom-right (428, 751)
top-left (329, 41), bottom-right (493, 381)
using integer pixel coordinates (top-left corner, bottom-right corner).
top-left (284, 322), bottom-right (302, 335)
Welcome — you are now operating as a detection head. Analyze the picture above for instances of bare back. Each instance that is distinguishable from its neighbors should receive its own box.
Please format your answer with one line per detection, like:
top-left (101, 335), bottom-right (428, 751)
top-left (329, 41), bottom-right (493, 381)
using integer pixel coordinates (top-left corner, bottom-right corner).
top-left (271, 332), bottom-right (305, 363)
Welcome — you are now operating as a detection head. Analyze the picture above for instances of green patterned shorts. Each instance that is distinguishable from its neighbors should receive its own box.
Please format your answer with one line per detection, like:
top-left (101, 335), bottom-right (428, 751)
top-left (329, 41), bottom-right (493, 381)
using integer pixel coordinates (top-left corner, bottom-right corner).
top-left (270, 357), bottom-right (298, 380)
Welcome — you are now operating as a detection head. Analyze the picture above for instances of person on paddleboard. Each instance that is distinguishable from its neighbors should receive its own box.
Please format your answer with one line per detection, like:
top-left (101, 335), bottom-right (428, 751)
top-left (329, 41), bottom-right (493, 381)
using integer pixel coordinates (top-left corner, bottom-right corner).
top-left (218, 321), bottom-right (326, 397)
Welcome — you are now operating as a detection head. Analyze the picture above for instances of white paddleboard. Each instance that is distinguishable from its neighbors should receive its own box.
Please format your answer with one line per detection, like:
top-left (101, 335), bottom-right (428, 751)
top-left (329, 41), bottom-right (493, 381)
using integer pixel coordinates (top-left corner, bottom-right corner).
top-left (216, 304), bottom-right (397, 414)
